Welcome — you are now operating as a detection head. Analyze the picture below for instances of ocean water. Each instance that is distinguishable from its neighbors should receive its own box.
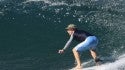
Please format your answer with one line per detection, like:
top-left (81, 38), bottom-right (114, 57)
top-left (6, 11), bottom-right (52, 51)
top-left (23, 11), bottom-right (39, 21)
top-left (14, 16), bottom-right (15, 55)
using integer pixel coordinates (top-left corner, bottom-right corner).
top-left (0, 0), bottom-right (125, 70)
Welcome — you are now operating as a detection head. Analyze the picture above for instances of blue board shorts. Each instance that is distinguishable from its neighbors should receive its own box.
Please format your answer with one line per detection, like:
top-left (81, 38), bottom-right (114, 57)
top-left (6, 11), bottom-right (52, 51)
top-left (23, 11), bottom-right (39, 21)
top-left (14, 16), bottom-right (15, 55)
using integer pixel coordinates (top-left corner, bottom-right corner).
top-left (74, 36), bottom-right (98, 52)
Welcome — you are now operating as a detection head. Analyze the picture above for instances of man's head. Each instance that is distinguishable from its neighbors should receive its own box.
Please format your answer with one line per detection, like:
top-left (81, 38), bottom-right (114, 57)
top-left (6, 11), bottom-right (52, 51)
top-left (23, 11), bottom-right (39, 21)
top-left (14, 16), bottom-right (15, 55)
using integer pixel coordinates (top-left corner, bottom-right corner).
top-left (65, 24), bottom-right (77, 30)
top-left (65, 24), bottom-right (77, 35)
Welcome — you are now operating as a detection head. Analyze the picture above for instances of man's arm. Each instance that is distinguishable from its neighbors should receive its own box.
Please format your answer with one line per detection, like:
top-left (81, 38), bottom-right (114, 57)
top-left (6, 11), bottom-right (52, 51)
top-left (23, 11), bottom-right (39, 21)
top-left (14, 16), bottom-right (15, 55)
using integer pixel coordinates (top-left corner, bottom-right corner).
top-left (58, 34), bottom-right (73, 54)
top-left (62, 34), bottom-right (73, 50)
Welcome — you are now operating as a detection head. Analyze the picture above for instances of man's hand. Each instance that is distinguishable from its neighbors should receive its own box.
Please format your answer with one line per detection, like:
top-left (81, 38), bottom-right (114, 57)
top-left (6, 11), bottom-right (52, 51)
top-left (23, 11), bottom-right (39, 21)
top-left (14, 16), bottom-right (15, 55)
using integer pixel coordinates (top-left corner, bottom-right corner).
top-left (58, 49), bottom-right (64, 54)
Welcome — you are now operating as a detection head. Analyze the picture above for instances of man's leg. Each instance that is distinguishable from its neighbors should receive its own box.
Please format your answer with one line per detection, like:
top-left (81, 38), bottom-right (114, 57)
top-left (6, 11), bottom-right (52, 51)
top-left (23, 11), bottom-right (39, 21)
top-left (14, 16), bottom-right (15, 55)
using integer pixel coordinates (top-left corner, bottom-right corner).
top-left (72, 48), bottom-right (82, 69)
top-left (90, 49), bottom-right (102, 65)
top-left (90, 49), bottom-right (98, 65)
top-left (90, 49), bottom-right (97, 60)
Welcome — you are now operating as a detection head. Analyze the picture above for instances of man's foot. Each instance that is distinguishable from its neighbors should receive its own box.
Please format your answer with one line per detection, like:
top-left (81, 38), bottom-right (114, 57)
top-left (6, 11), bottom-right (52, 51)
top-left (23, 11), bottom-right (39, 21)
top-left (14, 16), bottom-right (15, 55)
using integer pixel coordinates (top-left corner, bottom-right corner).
top-left (95, 58), bottom-right (103, 65)
top-left (75, 65), bottom-right (82, 69)
top-left (95, 58), bottom-right (102, 62)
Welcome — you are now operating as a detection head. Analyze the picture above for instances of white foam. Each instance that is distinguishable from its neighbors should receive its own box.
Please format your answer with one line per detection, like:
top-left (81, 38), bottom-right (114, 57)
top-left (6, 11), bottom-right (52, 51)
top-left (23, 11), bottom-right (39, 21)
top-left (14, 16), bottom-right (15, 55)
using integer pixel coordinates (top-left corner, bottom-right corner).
top-left (26, 0), bottom-right (51, 3)
top-left (70, 54), bottom-right (125, 70)
top-left (85, 58), bottom-right (125, 70)
top-left (24, 0), bottom-right (68, 6)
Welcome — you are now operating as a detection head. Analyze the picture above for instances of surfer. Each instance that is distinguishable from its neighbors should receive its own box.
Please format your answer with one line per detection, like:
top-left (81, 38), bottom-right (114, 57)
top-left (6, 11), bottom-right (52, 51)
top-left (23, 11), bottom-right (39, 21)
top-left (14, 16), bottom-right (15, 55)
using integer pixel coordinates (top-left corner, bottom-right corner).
top-left (58, 24), bottom-right (101, 69)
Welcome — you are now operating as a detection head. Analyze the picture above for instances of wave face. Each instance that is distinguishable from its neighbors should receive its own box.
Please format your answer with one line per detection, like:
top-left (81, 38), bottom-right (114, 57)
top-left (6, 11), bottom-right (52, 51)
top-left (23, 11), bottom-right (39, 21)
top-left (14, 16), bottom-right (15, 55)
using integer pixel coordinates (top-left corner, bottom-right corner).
top-left (0, 0), bottom-right (125, 70)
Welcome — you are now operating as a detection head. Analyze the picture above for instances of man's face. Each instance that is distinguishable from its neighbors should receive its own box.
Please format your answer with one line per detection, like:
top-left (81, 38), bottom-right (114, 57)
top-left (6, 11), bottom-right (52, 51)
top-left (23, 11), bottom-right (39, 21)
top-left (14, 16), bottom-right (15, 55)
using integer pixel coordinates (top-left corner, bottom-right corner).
top-left (67, 29), bottom-right (74, 35)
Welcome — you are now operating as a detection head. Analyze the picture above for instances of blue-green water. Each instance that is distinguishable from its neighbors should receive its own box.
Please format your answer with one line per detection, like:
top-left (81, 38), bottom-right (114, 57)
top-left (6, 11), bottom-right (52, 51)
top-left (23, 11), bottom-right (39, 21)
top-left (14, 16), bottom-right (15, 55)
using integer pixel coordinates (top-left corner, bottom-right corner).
top-left (0, 0), bottom-right (125, 70)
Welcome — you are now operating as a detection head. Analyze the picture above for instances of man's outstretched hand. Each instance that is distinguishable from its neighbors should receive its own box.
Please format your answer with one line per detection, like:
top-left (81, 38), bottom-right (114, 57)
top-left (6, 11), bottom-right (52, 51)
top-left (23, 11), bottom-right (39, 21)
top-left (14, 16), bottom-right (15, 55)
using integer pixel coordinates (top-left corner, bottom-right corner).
top-left (58, 49), bottom-right (64, 54)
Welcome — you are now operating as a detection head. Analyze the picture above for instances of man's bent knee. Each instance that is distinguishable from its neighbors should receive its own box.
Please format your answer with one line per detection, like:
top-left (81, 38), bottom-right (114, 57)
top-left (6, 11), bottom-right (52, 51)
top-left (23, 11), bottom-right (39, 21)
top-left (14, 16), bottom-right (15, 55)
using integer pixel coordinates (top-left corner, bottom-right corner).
top-left (72, 48), bottom-right (77, 52)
